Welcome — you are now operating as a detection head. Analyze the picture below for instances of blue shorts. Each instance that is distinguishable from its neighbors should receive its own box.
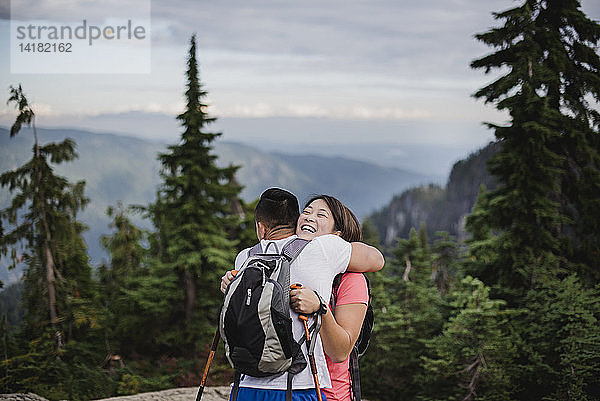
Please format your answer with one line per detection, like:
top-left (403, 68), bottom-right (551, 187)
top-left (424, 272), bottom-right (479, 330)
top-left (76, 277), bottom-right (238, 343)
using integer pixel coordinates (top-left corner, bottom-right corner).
top-left (229, 387), bottom-right (328, 401)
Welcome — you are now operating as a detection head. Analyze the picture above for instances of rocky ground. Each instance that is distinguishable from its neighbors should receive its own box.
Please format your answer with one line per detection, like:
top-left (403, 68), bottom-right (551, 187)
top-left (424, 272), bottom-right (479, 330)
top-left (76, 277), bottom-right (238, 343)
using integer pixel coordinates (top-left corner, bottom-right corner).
top-left (0, 386), bottom-right (231, 401)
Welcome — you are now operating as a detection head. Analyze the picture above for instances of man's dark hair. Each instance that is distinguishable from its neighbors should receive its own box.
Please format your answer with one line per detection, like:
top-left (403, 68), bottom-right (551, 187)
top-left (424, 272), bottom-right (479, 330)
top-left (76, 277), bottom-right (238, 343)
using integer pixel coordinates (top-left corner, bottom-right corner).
top-left (255, 188), bottom-right (300, 231)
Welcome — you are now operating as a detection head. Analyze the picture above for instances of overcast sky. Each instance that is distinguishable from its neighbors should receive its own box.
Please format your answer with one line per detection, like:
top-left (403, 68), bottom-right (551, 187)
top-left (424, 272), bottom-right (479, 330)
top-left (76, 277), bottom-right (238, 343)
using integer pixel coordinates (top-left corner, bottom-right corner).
top-left (1, 0), bottom-right (599, 176)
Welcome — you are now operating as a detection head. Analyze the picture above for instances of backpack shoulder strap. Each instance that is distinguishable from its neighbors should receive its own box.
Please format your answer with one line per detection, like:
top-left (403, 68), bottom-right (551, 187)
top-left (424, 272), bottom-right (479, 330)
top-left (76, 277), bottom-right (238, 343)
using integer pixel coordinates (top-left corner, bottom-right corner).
top-left (247, 242), bottom-right (263, 258)
top-left (349, 349), bottom-right (361, 401)
top-left (281, 238), bottom-right (309, 263)
top-left (330, 273), bottom-right (344, 314)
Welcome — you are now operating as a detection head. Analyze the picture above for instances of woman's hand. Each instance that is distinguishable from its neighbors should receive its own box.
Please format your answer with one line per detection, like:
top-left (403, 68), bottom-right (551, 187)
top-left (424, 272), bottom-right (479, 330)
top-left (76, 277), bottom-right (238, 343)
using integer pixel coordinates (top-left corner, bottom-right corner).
top-left (290, 287), bottom-right (321, 314)
top-left (220, 270), bottom-right (237, 294)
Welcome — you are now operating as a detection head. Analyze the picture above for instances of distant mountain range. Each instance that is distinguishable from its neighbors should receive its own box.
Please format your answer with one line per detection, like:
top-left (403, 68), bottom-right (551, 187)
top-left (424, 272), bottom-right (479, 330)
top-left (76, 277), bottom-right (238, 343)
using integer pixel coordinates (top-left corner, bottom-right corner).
top-left (369, 142), bottom-right (499, 246)
top-left (1, 126), bottom-right (435, 284)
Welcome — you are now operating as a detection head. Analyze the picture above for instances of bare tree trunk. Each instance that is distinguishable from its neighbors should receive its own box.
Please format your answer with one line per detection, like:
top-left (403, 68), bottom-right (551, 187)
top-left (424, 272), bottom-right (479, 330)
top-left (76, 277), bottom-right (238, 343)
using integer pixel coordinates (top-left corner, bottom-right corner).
top-left (461, 354), bottom-right (484, 401)
top-left (34, 116), bottom-right (62, 348)
top-left (184, 271), bottom-right (196, 322)
top-left (45, 245), bottom-right (58, 324)
top-left (402, 256), bottom-right (412, 282)
top-left (229, 175), bottom-right (245, 218)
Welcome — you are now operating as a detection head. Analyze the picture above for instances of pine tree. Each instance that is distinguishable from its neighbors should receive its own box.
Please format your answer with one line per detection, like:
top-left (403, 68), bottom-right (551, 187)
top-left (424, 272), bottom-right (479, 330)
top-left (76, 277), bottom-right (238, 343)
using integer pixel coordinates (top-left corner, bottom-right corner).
top-left (465, 2), bottom-right (600, 398)
top-left (0, 85), bottom-right (105, 398)
top-left (99, 202), bottom-right (148, 357)
top-left (361, 227), bottom-right (445, 401)
top-left (468, 0), bottom-right (600, 296)
top-left (1, 84), bottom-right (95, 347)
top-left (468, 1), bottom-right (567, 301)
top-left (396, 228), bottom-right (420, 283)
top-left (533, 0), bottom-right (600, 284)
top-left (431, 231), bottom-right (459, 297)
top-left (147, 34), bottom-right (242, 355)
top-left (517, 275), bottom-right (600, 399)
top-left (360, 218), bottom-right (381, 249)
top-left (420, 277), bottom-right (522, 401)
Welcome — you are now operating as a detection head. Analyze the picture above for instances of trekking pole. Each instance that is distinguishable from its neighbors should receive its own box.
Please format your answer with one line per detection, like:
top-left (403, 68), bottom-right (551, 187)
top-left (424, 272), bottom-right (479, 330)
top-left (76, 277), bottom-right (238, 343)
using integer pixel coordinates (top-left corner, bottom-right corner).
top-left (196, 327), bottom-right (220, 401)
top-left (290, 284), bottom-right (323, 401)
top-left (196, 270), bottom-right (239, 401)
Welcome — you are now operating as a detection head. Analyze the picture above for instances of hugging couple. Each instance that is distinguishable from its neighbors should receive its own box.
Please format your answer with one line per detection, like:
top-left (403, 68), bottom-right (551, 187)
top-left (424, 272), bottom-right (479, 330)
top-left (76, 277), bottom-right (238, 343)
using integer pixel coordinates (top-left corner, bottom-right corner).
top-left (220, 188), bottom-right (384, 401)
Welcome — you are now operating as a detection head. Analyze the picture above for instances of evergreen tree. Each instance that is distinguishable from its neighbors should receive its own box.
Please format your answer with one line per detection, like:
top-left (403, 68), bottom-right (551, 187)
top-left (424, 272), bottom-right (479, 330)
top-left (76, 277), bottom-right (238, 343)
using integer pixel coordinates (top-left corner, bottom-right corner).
top-left (362, 228), bottom-right (444, 401)
top-left (360, 218), bottom-right (381, 249)
top-left (99, 202), bottom-right (148, 357)
top-left (396, 227), bottom-right (420, 283)
top-left (530, 0), bottom-right (600, 284)
top-left (467, 0), bottom-right (600, 297)
top-left (517, 275), bottom-right (600, 399)
top-left (431, 231), bottom-right (459, 297)
top-left (0, 85), bottom-right (105, 398)
top-left (1, 84), bottom-right (96, 346)
top-left (232, 198), bottom-right (258, 253)
top-left (465, 2), bottom-right (600, 397)
top-left (468, 1), bottom-right (565, 300)
top-left (147, 34), bottom-right (242, 355)
top-left (420, 277), bottom-right (522, 401)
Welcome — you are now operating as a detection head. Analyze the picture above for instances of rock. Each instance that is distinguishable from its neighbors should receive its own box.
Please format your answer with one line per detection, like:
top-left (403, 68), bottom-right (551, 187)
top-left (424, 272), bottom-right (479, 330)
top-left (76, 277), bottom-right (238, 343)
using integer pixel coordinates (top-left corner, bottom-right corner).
top-left (93, 386), bottom-right (231, 401)
top-left (0, 394), bottom-right (50, 401)
top-left (0, 387), bottom-right (231, 401)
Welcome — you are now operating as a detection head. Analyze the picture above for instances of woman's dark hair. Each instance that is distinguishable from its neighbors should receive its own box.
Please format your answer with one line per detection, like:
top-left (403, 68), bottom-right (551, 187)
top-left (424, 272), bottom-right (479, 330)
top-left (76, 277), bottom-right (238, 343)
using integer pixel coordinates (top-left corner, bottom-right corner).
top-left (304, 195), bottom-right (362, 242)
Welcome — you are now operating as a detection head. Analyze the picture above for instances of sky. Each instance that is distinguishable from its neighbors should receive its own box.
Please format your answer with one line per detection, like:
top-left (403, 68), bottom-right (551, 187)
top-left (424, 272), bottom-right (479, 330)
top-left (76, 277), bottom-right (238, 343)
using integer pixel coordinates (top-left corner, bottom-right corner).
top-left (1, 0), bottom-right (599, 177)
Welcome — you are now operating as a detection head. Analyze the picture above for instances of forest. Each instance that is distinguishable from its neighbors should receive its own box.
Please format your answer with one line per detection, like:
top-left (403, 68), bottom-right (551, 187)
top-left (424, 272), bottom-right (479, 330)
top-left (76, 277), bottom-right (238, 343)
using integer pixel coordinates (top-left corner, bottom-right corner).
top-left (1, 1), bottom-right (600, 400)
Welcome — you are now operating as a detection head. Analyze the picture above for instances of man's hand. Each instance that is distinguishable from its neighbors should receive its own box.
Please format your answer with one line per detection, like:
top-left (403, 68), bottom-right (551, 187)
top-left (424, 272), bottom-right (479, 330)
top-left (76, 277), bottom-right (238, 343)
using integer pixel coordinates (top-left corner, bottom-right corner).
top-left (220, 270), bottom-right (237, 294)
top-left (290, 286), bottom-right (321, 314)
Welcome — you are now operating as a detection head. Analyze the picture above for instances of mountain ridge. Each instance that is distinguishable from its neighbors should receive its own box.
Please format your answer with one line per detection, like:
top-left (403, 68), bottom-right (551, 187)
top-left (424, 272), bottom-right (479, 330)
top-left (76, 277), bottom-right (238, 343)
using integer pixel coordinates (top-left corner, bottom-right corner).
top-left (1, 126), bottom-right (434, 284)
top-left (369, 142), bottom-right (498, 246)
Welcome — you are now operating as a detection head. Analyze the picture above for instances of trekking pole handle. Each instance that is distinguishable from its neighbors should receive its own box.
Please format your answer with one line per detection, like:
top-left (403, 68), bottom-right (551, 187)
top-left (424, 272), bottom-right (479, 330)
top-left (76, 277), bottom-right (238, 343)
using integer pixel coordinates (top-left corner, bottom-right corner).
top-left (291, 284), bottom-right (323, 401)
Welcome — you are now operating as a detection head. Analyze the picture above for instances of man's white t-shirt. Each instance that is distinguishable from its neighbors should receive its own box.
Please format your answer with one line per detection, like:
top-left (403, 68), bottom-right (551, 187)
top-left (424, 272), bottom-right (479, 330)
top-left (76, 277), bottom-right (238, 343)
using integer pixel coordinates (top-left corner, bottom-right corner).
top-left (232, 234), bottom-right (352, 390)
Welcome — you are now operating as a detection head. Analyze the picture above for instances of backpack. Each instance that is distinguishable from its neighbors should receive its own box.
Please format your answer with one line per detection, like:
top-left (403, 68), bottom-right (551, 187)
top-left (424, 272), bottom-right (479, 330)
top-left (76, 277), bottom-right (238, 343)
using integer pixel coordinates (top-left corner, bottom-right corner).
top-left (220, 238), bottom-right (311, 401)
top-left (330, 272), bottom-right (374, 401)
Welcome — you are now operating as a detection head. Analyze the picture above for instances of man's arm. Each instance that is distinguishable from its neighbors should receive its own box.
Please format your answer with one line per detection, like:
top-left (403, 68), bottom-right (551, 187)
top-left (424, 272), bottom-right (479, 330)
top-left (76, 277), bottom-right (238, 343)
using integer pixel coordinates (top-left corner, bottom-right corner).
top-left (347, 242), bottom-right (384, 272)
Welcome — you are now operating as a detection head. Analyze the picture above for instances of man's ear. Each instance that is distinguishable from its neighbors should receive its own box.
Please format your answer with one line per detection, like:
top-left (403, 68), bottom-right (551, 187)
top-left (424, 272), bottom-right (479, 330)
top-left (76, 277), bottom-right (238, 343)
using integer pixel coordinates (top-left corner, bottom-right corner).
top-left (256, 221), bottom-right (267, 240)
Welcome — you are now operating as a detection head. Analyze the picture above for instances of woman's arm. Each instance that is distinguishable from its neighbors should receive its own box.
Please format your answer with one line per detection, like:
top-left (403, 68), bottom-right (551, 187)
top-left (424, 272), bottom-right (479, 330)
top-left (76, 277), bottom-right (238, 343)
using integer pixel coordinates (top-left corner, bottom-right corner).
top-left (290, 283), bottom-right (368, 363)
top-left (319, 302), bottom-right (367, 362)
top-left (347, 242), bottom-right (384, 272)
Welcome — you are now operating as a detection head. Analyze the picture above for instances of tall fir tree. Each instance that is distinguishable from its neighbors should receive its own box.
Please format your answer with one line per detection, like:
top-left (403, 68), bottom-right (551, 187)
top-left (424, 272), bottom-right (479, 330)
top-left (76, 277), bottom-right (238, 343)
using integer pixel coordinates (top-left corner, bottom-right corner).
top-left (0, 85), bottom-right (106, 398)
top-left (465, 1), bottom-right (600, 398)
top-left (533, 0), bottom-right (600, 284)
top-left (98, 202), bottom-right (148, 358)
top-left (467, 0), bottom-right (600, 296)
top-left (147, 34), bottom-right (241, 355)
top-left (1, 85), bottom-right (96, 345)
top-left (467, 1), bottom-right (566, 300)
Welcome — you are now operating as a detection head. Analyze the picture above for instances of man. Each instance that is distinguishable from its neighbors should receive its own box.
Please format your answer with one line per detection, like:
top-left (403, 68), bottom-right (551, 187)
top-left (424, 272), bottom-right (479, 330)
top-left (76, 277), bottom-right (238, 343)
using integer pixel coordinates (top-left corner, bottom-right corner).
top-left (224, 188), bottom-right (383, 401)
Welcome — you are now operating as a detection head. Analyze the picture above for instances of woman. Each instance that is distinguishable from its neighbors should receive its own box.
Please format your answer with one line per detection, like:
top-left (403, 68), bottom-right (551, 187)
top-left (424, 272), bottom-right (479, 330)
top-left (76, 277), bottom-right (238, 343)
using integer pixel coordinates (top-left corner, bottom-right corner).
top-left (221, 194), bottom-right (371, 401)
top-left (290, 195), bottom-right (368, 401)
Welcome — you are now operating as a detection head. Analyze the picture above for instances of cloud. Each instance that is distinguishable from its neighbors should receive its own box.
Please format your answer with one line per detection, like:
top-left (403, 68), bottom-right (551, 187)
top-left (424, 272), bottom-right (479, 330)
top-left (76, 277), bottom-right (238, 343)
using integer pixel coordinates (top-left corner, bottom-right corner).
top-left (8, 0), bottom-right (150, 23)
top-left (0, 0), bottom-right (8, 20)
top-left (1, 0), bottom-right (598, 132)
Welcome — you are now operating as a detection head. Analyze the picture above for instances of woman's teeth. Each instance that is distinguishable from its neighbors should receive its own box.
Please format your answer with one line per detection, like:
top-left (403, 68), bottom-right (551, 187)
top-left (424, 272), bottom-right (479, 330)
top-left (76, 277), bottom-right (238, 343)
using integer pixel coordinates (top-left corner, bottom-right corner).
top-left (301, 225), bottom-right (316, 233)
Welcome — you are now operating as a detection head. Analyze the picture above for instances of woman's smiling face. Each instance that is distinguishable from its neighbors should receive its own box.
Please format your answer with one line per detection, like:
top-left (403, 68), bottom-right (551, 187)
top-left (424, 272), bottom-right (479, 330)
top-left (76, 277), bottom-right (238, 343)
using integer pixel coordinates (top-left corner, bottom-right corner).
top-left (296, 198), bottom-right (338, 240)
